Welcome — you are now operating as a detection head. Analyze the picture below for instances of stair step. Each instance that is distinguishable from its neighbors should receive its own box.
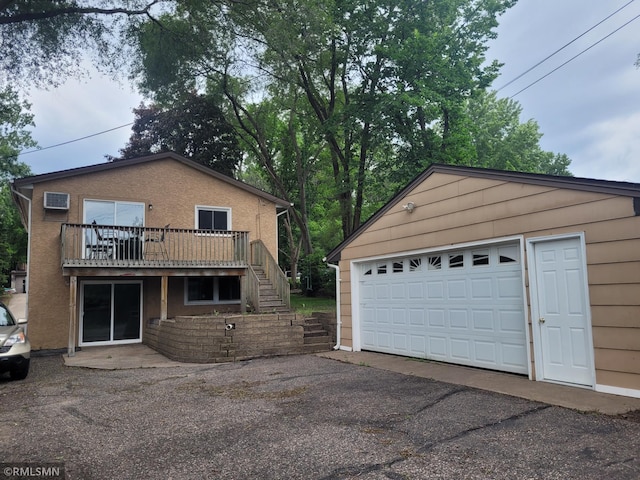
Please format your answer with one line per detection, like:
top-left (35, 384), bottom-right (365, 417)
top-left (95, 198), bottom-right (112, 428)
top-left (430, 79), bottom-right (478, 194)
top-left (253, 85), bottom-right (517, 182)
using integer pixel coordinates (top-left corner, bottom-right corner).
top-left (304, 330), bottom-right (327, 338)
top-left (303, 342), bottom-right (332, 353)
top-left (304, 335), bottom-right (330, 345)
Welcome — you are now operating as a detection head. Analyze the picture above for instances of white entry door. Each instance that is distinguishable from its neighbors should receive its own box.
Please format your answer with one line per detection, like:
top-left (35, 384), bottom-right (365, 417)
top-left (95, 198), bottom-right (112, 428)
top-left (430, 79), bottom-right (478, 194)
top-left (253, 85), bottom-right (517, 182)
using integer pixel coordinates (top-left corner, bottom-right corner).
top-left (529, 236), bottom-right (594, 386)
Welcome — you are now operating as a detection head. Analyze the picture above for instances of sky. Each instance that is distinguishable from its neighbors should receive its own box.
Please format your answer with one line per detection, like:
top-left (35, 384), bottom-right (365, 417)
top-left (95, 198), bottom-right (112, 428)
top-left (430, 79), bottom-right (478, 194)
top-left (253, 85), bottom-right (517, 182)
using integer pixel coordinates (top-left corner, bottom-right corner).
top-left (18, 0), bottom-right (640, 183)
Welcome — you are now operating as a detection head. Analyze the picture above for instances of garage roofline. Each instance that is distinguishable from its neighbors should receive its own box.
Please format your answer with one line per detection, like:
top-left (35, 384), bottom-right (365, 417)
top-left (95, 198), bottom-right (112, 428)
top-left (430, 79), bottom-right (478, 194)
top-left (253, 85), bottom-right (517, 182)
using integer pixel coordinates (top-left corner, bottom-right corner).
top-left (325, 164), bottom-right (640, 263)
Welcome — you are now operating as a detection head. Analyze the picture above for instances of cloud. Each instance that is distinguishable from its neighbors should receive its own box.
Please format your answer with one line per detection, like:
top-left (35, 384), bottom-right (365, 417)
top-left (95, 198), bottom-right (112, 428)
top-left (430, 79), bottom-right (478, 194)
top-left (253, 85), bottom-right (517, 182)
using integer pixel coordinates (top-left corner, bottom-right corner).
top-left (23, 69), bottom-right (143, 174)
top-left (571, 111), bottom-right (640, 182)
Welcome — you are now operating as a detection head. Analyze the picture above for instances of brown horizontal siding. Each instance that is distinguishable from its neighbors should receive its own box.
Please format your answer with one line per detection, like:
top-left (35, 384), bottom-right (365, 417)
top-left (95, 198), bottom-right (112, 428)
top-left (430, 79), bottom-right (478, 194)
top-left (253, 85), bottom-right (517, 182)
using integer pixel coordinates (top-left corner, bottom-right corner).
top-left (590, 306), bottom-right (640, 328)
top-left (588, 262), bottom-right (640, 284)
top-left (593, 327), bottom-right (640, 350)
top-left (596, 369), bottom-right (640, 391)
top-left (338, 173), bottom-right (640, 393)
top-left (370, 183), bottom-right (603, 234)
top-left (585, 239), bottom-right (640, 264)
top-left (492, 197), bottom-right (631, 238)
top-left (589, 284), bottom-right (640, 306)
top-left (583, 216), bottom-right (640, 243)
top-left (595, 348), bottom-right (640, 375)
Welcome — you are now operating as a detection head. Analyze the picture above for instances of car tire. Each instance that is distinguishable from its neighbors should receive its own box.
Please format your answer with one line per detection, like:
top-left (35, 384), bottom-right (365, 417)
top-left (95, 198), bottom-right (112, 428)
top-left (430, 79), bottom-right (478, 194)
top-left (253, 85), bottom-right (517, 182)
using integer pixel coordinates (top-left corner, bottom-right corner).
top-left (10, 359), bottom-right (30, 380)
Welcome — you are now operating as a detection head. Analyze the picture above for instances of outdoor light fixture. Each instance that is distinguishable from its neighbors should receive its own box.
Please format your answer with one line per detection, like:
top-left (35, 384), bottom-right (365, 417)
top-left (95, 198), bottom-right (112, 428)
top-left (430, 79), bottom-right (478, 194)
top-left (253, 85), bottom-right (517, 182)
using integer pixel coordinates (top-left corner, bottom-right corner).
top-left (148, 204), bottom-right (153, 210)
top-left (403, 202), bottom-right (416, 213)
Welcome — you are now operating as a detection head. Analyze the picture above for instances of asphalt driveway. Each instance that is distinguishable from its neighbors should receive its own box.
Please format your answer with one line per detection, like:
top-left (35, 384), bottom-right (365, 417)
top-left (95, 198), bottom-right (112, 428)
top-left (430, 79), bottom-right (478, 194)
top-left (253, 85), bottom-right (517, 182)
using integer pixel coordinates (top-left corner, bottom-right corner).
top-left (1, 355), bottom-right (639, 480)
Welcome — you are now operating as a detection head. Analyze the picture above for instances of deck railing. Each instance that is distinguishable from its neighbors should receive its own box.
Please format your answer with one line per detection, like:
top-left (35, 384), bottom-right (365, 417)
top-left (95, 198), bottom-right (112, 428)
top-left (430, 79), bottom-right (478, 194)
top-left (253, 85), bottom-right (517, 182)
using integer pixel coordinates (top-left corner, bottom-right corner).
top-left (61, 223), bottom-right (249, 268)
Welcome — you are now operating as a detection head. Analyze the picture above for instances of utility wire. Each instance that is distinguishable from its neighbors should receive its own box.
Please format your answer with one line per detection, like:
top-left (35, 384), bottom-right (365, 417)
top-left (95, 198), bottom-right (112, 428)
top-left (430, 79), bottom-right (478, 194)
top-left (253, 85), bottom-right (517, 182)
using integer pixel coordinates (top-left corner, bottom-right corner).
top-left (17, 122), bottom-right (134, 158)
top-left (496, 0), bottom-right (636, 92)
top-left (13, 2), bottom-right (640, 159)
top-left (510, 12), bottom-right (640, 98)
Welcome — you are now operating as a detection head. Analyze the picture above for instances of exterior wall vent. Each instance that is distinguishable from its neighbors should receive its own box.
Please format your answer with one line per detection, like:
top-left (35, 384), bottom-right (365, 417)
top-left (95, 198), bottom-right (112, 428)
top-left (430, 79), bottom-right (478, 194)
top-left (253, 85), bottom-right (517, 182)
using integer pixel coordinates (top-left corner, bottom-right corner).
top-left (44, 192), bottom-right (70, 210)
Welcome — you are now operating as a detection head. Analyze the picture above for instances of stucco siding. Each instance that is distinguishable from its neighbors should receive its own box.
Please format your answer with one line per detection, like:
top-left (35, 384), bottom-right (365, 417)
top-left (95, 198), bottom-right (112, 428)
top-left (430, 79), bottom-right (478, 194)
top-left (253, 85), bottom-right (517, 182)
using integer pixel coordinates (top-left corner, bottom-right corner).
top-left (23, 157), bottom-right (280, 350)
top-left (337, 172), bottom-right (640, 392)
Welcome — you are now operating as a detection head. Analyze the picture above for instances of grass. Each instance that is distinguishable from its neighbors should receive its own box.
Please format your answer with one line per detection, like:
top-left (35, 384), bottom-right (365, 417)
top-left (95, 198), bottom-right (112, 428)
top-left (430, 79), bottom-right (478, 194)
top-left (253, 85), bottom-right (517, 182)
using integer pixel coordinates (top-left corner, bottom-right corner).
top-left (289, 293), bottom-right (336, 316)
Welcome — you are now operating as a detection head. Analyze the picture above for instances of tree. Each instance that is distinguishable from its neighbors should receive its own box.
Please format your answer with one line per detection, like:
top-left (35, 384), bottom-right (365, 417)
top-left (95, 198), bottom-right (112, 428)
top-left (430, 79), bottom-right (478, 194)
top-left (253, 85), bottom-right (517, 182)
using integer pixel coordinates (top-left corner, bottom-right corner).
top-left (130, 0), bottom-right (517, 241)
top-left (0, 0), bottom-right (168, 87)
top-left (115, 93), bottom-right (243, 177)
top-left (0, 86), bottom-right (35, 286)
top-left (465, 90), bottom-right (571, 175)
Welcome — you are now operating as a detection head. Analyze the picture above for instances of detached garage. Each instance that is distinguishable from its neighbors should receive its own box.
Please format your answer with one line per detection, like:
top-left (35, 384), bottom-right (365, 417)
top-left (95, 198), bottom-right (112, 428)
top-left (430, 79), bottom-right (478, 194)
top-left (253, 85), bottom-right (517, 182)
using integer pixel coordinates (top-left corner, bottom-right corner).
top-left (325, 164), bottom-right (640, 398)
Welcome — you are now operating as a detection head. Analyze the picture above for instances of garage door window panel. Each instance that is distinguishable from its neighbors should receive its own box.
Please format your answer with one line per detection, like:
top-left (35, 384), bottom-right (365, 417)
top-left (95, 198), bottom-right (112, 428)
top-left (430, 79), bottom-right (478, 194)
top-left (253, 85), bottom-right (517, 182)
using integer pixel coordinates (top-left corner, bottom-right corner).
top-left (498, 245), bottom-right (519, 264)
top-left (473, 251), bottom-right (490, 266)
top-left (409, 258), bottom-right (422, 271)
top-left (449, 253), bottom-right (464, 269)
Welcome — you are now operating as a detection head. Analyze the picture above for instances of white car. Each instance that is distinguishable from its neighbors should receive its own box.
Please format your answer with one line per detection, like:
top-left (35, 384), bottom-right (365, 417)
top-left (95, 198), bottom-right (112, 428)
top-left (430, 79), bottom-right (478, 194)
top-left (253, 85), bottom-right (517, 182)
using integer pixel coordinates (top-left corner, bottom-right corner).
top-left (0, 301), bottom-right (30, 380)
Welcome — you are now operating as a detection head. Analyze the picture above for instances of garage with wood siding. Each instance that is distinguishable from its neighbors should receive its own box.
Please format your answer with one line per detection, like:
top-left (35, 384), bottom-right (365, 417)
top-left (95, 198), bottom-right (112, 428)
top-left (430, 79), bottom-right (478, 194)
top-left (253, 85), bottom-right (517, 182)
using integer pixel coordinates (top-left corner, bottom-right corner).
top-left (326, 164), bottom-right (640, 398)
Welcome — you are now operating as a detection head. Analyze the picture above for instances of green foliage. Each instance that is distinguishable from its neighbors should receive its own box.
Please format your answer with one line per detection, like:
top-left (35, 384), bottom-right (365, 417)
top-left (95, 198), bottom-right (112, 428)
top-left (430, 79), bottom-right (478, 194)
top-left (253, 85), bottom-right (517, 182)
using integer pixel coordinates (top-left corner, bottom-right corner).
top-left (0, 86), bottom-right (34, 286)
top-left (299, 251), bottom-right (335, 297)
top-left (115, 92), bottom-right (242, 177)
top-left (0, 0), bottom-right (167, 87)
top-left (290, 293), bottom-right (336, 315)
top-left (126, 0), bottom-right (572, 295)
top-left (465, 90), bottom-right (572, 175)
top-left (0, 184), bottom-right (27, 286)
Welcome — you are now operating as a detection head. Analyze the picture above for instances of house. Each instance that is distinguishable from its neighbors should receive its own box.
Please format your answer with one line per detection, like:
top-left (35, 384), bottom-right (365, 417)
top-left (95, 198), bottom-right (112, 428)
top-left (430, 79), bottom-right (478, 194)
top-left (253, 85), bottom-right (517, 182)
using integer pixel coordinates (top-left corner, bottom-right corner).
top-left (325, 164), bottom-right (640, 399)
top-left (11, 152), bottom-right (291, 355)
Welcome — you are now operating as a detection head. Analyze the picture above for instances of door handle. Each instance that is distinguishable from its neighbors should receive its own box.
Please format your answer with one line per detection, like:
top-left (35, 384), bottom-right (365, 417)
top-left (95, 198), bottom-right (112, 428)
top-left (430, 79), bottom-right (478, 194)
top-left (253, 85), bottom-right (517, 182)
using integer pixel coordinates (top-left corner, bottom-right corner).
top-left (538, 317), bottom-right (545, 324)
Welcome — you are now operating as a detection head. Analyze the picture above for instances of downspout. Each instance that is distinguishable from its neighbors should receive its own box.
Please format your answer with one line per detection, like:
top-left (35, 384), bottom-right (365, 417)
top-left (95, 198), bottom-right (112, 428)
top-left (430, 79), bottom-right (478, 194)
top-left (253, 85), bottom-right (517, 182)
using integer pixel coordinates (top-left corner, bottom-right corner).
top-left (324, 259), bottom-right (341, 350)
top-left (10, 187), bottom-right (32, 326)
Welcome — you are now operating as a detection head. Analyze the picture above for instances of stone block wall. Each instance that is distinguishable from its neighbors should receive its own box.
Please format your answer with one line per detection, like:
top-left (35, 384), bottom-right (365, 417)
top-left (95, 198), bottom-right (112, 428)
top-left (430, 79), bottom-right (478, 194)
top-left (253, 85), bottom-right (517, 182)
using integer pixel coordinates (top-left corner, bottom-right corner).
top-left (144, 313), bottom-right (307, 363)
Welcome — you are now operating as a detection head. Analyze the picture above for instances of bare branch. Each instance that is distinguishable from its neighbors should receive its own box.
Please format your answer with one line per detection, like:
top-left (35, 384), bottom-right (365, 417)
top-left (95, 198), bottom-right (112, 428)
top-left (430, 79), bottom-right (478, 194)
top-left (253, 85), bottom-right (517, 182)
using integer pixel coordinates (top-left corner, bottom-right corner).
top-left (0, 1), bottom-right (160, 25)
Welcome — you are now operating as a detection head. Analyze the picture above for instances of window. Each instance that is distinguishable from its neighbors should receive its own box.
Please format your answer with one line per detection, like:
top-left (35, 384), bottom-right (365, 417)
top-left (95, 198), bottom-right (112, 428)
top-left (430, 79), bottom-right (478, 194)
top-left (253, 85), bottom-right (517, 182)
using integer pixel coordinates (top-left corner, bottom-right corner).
top-left (428, 256), bottom-right (442, 270)
top-left (449, 253), bottom-right (464, 268)
top-left (196, 206), bottom-right (230, 231)
top-left (185, 277), bottom-right (241, 304)
top-left (377, 263), bottom-right (387, 275)
top-left (84, 200), bottom-right (144, 227)
top-left (472, 251), bottom-right (490, 266)
top-left (363, 267), bottom-right (372, 276)
top-left (393, 261), bottom-right (404, 273)
top-left (409, 258), bottom-right (422, 271)
top-left (498, 245), bottom-right (519, 264)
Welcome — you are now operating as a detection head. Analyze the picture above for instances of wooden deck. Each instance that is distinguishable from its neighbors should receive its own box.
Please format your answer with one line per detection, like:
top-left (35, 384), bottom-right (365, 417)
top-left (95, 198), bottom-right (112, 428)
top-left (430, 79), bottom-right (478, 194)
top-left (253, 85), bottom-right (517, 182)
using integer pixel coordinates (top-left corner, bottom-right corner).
top-left (60, 223), bottom-right (249, 270)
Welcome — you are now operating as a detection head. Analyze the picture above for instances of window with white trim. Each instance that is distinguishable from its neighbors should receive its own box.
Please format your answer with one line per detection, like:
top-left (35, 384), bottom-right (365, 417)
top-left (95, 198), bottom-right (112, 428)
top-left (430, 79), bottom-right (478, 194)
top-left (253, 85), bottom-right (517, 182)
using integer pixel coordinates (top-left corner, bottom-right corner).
top-left (196, 206), bottom-right (231, 231)
top-left (185, 277), bottom-right (241, 304)
top-left (84, 199), bottom-right (144, 226)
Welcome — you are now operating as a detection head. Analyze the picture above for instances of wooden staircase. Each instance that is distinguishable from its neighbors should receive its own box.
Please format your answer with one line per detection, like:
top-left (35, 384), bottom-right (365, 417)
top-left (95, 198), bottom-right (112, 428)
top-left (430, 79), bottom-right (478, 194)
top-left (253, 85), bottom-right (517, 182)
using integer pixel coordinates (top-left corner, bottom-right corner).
top-left (252, 266), bottom-right (290, 313)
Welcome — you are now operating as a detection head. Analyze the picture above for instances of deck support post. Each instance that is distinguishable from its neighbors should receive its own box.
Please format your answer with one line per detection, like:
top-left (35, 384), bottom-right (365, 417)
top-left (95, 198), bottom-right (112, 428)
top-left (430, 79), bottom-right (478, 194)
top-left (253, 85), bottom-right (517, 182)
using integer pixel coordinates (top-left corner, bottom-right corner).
top-left (160, 275), bottom-right (168, 321)
top-left (68, 275), bottom-right (77, 357)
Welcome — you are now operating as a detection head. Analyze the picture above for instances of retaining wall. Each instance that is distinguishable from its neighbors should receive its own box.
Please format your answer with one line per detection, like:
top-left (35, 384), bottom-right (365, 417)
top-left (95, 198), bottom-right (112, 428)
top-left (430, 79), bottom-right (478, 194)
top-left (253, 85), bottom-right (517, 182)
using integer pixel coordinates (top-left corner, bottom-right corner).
top-left (144, 313), bottom-right (310, 363)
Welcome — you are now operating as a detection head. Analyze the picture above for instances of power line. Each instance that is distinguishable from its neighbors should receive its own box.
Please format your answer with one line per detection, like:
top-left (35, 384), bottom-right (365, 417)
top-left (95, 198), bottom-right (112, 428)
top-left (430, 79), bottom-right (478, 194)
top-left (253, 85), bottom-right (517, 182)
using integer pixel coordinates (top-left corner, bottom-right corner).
top-left (17, 122), bottom-right (133, 157)
top-left (497, 0), bottom-right (636, 92)
top-left (510, 12), bottom-right (640, 98)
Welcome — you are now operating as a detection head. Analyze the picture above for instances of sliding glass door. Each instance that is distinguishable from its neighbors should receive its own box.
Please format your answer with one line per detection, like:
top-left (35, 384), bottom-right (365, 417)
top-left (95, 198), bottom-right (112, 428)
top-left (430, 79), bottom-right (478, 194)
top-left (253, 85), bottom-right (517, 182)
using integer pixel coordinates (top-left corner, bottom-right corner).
top-left (80, 281), bottom-right (142, 345)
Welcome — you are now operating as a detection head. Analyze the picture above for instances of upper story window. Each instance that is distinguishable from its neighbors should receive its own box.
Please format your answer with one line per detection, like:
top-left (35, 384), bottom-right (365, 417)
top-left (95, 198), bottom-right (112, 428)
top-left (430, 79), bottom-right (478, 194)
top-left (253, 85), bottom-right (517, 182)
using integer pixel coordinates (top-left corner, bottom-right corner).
top-left (196, 206), bottom-right (231, 231)
top-left (84, 200), bottom-right (144, 226)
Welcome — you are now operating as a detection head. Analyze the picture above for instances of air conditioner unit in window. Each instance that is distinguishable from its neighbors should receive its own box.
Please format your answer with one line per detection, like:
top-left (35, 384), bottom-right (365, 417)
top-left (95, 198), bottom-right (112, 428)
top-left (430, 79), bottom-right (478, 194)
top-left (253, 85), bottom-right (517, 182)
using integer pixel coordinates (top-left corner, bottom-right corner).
top-left (43, 192), bottom-right (70, 210)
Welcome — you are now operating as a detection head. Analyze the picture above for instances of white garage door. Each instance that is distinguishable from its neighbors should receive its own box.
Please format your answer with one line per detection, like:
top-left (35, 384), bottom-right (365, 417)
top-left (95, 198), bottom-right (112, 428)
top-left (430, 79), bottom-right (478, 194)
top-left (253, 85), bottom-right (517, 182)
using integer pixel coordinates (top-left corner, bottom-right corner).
top-left (359, 243), bottom-right (528, 374)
